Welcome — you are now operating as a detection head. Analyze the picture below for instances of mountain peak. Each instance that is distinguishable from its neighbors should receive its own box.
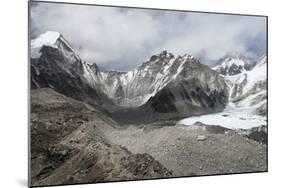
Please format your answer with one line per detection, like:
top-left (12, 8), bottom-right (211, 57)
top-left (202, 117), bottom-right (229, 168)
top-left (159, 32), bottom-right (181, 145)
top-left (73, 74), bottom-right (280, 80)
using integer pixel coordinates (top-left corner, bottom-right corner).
top-left (148, 50), bottom-right (175, 62)
top-left (213, 52), bottom-right (255, 76)
top-left (217, 52), bottom-right (254, 64)
top-left (181, 53), bottom-right (197, 62)
top-left (31, 31), bottom-right (62, 48)
top-left (31, 31), bottom-right (80, 62)
top-left (159, 50), bottom-right (172, 57)
top-left (31, 31), bottom-right (64, 59)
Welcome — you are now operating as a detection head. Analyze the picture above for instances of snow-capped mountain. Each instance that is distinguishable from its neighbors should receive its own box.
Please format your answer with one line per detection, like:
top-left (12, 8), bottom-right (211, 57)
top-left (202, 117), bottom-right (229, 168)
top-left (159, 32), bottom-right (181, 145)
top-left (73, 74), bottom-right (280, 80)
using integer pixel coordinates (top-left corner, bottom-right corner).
top-left (31, 31), bottom-right (81, 64)
top-left (213, 53), bottom-right (256, 76)
top-left (83, 50), bottom-right (227, 108)
top-left (82, 50), bottom-right (183, 107)
top-left (30, 31), bottom-right (114, 109)
top-left (224, 55), bottom-right (267, 115)
top-left (110, 51), bottom-right (229, 123)
top-left (30, 31), bottom-right (229, 123)
top-left (179, 55), bottom-right (267, 129)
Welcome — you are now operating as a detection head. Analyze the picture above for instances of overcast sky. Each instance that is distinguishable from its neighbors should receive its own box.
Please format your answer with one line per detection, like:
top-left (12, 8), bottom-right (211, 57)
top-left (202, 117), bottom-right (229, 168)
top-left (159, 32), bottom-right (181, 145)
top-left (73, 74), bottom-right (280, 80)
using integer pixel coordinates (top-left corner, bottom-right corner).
top-left (30, 2), bottom-right (267, 71)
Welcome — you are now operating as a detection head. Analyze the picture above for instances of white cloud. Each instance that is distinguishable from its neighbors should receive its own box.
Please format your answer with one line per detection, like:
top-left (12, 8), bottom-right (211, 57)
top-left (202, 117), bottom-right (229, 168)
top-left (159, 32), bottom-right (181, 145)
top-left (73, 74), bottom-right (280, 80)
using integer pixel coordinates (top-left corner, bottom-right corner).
top-left (30, 2), bottom-right (267, 71)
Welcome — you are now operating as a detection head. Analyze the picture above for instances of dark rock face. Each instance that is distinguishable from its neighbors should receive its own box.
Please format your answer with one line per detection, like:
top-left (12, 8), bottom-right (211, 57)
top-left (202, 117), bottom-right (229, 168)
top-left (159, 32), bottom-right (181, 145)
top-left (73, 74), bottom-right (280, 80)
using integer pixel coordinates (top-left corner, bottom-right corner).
top-left (247, 130), bottom-right (267, 144)
top-left (111, 76), bottom-right (228, 124)
top-left (149, 87), bottom-right (177, 113)
top-left (148, 79), bottom-right (227, 113)
top-left (256, 103), bottom-right (267, 116)
top-left (31, 46), bottom-right (114, 109)
top-left (114, 85), bottom-right (125, 99)
top-left (246, 125), bottom-right (267, 144)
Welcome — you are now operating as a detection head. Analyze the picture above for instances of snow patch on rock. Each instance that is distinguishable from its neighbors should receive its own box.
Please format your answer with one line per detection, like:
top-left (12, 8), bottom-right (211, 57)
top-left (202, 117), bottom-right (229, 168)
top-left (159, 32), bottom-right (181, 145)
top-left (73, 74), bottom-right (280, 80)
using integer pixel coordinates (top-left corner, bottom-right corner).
top-left (31, 31), bottom-right (60, 58)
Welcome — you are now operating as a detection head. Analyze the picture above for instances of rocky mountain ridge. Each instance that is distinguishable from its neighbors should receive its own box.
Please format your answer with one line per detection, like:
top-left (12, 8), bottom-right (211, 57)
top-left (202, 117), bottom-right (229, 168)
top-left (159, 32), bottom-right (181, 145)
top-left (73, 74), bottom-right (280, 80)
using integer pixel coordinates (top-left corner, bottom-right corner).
top-left (31, 31), bottom-right (229, 124)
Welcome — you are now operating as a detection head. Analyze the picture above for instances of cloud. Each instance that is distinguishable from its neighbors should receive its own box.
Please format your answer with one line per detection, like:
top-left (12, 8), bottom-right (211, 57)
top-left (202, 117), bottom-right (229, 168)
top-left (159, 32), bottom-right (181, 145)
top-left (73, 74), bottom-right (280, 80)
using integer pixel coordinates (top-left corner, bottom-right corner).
top-left (30, 2), bottom-right (267, 71)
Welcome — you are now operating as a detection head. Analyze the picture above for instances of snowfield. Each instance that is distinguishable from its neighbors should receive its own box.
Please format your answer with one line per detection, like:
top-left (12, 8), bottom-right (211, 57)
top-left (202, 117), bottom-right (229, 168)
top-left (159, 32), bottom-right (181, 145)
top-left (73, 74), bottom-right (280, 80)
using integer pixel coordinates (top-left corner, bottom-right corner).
top-left (178, 102), bottom-right (266, 129)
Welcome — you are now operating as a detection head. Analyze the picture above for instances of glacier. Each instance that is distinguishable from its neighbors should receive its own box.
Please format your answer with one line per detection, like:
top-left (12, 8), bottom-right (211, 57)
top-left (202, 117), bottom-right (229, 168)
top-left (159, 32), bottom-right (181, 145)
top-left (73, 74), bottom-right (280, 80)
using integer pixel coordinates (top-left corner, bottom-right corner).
top-left (179, 55), bottom-right (267, 129)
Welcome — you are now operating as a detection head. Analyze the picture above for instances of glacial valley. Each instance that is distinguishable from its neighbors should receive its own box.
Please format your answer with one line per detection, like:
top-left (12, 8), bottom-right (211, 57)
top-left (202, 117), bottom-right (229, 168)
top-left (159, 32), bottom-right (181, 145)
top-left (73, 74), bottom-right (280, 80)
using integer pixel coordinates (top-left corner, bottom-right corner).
top-left (30, 31), bottom-right (267, 186)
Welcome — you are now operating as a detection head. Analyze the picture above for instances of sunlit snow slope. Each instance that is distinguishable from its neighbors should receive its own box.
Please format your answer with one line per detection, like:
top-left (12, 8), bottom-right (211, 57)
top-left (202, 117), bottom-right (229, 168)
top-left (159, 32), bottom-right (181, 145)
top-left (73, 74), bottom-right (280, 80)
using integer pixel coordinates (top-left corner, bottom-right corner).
top-left (179, 55), bottom-right (267, 129)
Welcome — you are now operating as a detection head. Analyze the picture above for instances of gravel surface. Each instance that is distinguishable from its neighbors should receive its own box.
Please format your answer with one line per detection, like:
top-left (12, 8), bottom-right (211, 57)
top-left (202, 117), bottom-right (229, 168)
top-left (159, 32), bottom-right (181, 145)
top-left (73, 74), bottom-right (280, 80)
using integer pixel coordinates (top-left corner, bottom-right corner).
top-left (104, 122), bottom-right (267, 176)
